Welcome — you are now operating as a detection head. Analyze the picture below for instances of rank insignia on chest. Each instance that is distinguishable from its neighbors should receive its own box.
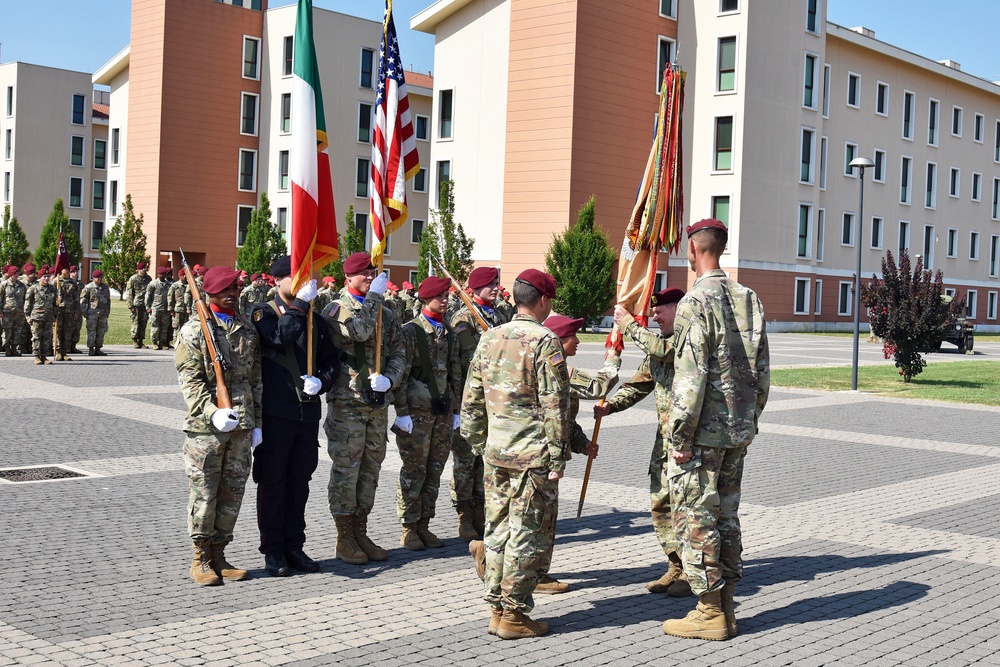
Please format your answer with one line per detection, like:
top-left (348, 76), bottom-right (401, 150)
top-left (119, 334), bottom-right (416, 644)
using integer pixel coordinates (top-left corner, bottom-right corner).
top-left (253, 310), bottom-right (263, 322)
top-left (547, 351), bottom-right (564, 366)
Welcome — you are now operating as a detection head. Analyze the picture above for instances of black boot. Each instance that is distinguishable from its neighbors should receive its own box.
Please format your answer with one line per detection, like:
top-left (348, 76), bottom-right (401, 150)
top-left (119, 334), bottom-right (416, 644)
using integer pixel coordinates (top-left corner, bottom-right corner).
top-left (4, 345), bottom-right (12, 357)
top-left (264, 553), bottom-right (292, 577)
top-left (95, 347), bottom-right (107, 356)
top-left (285, 549), bottom-right (320, 573)
top-left (88, 347), bottom-right (97, 357)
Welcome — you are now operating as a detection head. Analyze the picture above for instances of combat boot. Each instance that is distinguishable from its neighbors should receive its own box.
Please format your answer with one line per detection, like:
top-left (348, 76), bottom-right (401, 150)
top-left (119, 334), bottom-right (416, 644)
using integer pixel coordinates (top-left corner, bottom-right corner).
top-left (457, 501), bottom-right (478, 542)
top-left (667, 570), bottom-right (693, 597)
top-left (647, 553), bottom-right (685, 593)
top-left (132, 340), bottom-right (141, 349)
top-left (469, 539), bottom-right (486, 581)
top-left (496, 610), bottom-right (550, 640)
top-left (721, 579), bottom-right (737, 637)
top-left (70, 345), bottom-right (82, 354)
top-left (190, 542), bottom-right (222, 586)
top-left (535, 574), bottom-right (570, 594)
top-left (34, 356), bottom-right (43, 365)
top-left (95, 347), bottom-right (107, 356)
top-left (472, 500), bottom-right (486, 538)
top-left (61, 354), bottom-right (72, 361)
top-left (488, 608), bottom-right (503, 635)
top-left (353, 513), bottom-right (388, 561)
top-left (4, 345), bottom-right (12, 357)
top-left (400, 523), bottom-right (425, 551)
top-left (88, 347), bottom-right (96, 357)
top-left (661, 590), bottom-right (729, 641)
top-left (43, 357), bottom-right (53, 365)
top-left (210, 542), bottom-right (249, 581)
top-left (415, 517), bottom-right (443, 548)
top-left (334, 516), bottom-right (368, 564)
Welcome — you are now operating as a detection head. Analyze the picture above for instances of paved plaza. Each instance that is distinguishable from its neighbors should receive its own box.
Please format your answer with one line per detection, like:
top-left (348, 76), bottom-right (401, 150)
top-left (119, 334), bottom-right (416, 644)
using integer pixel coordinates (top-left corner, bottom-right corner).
top-left (1, 334), bottom-right (999, 666)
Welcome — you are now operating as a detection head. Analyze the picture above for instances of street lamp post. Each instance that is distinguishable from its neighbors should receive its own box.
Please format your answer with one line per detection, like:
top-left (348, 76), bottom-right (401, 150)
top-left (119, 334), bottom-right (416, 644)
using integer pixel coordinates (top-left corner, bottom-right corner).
top-left (849, 156), bottom-right (875, 391)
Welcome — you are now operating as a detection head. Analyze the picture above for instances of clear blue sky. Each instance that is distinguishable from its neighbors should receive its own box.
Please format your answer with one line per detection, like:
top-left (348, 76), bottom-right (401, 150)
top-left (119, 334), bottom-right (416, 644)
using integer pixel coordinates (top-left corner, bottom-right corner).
top-left (1, 1), bottom-right (999, 82)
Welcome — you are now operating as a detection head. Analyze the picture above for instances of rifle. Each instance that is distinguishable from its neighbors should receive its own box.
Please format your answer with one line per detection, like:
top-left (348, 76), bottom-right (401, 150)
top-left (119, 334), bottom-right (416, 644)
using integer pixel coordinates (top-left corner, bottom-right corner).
top-left (179, 248), bottom-right (232, 409)
top-left (432, 255), bottom-right (490, 332)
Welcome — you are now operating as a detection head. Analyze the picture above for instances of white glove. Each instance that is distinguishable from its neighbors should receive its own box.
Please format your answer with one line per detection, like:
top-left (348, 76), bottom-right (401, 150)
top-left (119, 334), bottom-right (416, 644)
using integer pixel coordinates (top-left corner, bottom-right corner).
top-left (394, 415), bottom-right (414, 434)
top-left (452, 414), bottom-right (461, 431)
top-left (211, 408), bottom-right (240, 433)
top-left (301, 375), bottom-right (322, 396)
top-left (251, 428), bottom-right (263, 451)
top-left (295, 279), bottom-right (318, 302)
top-left (368, 272), bottom-right (388, 296)
top-left (369, 373), bottom-right (391, 392)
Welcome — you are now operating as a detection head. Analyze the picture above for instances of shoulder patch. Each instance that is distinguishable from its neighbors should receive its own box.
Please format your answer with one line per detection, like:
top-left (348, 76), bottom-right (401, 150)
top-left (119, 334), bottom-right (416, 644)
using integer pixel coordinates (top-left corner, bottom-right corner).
top-left (548, 351), bottom-right (565, 366)
top-left (253, 309), bottom-right (263, 322)
top-left (325, 302), bottom-right (341, 318)
top-left (454, 323), bottom-right (468, 334)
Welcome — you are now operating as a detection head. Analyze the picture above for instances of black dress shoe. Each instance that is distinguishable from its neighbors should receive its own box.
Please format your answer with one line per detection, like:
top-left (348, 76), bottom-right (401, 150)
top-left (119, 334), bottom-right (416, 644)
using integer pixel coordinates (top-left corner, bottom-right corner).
top-left (264, 553), bottom-right (292, 577)
top-left (285, 549), bottom-right (320, 573)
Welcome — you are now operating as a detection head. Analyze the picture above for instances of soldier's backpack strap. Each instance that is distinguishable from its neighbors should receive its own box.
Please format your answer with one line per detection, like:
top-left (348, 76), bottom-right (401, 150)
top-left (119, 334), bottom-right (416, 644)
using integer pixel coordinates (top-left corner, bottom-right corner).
top-left (408, 321), bottom-right (443, 400)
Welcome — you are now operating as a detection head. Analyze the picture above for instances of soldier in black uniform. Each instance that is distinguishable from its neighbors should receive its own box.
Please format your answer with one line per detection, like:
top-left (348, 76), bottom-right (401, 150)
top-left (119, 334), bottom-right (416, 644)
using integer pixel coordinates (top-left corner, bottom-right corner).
top-left (251, 255), bottom-right (340, 577)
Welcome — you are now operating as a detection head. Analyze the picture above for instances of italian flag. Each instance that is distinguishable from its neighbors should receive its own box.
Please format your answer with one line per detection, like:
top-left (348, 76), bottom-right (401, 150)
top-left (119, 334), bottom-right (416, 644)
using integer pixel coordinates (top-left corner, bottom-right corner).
top-left (290, 0), bottom-right (337, 293)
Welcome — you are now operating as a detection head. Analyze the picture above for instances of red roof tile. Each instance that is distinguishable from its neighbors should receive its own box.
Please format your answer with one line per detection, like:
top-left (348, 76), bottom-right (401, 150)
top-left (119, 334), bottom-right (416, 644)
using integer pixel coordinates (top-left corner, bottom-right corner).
top-left (92, 103), bottom-right (110, 120)
top-left (405, 71), bottom-right (434, 90)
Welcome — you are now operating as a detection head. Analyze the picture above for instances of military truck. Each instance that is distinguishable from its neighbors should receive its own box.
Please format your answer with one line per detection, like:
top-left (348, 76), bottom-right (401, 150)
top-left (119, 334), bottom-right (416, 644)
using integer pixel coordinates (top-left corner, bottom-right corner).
top-left (929, 295), bottom-right (975, 354)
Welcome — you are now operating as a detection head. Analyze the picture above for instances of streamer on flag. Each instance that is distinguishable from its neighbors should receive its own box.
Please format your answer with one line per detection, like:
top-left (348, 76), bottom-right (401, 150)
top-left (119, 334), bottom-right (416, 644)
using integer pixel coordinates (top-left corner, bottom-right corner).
top-left (369, 0), bottom-right (420, 264)
top-left (289, 0), bottom-right (338, 293)
top-left (53, 232), bottom-right (71, 275)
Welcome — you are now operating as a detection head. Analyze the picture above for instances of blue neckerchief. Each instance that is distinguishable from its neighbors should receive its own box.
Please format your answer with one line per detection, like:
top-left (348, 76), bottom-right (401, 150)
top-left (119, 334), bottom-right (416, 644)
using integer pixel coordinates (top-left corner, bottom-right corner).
top-left (423, 314), bottom-right (444, 333)
top-left (350, 292), bottom-right (364, 303)
top-left (215, 312), bottom-right (233, 326)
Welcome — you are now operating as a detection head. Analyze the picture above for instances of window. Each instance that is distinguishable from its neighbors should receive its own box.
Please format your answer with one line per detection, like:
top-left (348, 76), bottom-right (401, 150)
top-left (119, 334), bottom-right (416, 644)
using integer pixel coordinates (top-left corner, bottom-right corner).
top-left (277, 207), bottom-right (288, 242)
top-left (966, 290), bottom-right (978, 319)
top-left (4, 86), bottom-right (11, 116)
top-left (816, 209), bottom-right (825, 261)
top-left (91, 220), bottom-right (104, 250)
top-left (278, 151), bottom-right (289, 190)
top-left (870, 216), bottom-right (883, 249)
top-left (993, 178), bottom-right (1000, 219)
top-left (68, 218), bottom-right (82, 238)
top-left (838, 282), bottom-right (852, 316)
top-left (69, 178), bottom-right (83, 208)
top-left (902, 91), bottom-right (914, 140)
top-left (712, 195), bottom-right (730, 226)
top-left (841, 212), bottom-right (855, 246)
top-left (356, 158), bottom-right (370, 197)
top-left (94, 139), bottom-right (106, 170)
top-left (354, 212), bottom-right (372, 251)
top-left (800, 128), bottom-right (815, 183)
top-left (802, 53), bottom-right (817, 107)
top-left (2, 172), bottom-right (9, 202)
top-left (358, 102), bottom-right (373, 143)
top-left (71, 94), bottom-right (86, 125)
top-left (898, 221), bottom-right (910, 256)
top-left (928, 99), bottom-right (939, 145)
top-left (280, 93), bottom-right (291, 133)
top-left (974, 113), bottom-right (984, 143)
top-left (819, 136), bottom-right (828, 189)
top-left (720, 0), bottom-right (739, 13)
top-left (973, 172), bottom-right (982, 201)
top-left (873, 149), bottom-right (885, 183)
top-left (988, 292), bottom-right (997, 320)
top-left (415, 115), bottom-right (429, 141)
top-left (923, 224), bottom-right (935, 270)
top-left (814, 280), bottom-right (823, 314)
top-left (900, 156), bottom-right (912, 204)
top-left (70, 136), bottom-right (84, 166)
top-left (952, 106), bottom-right (963, 137)
top-left (949, 168), bottom-right (960, 198)
top-left (991, 236), bottom-right (999, 277)
top-left (4, 129), bottom-right (10, 159)
top-left (659, 0), bottom-right (675, 19)
top-left (719, 37), bottom-right (737, 92)
top-left (93, 180), bottom-right (105, 210)
top-left (240, 93), bottom-right (259, 135)
top-left (360, 48), bottom-right (375, 88)
top-left (797, 204), bottom-right (812, 258)
top-left (944, 288), bottom-right (956, 298)
top-left (794, 278), bottom-right (810, 315)
top-left (413, 168), bottom-right (427, 193)
top-left (806, 0), bottom-right (820, 33)
top-left (439, 89), bottom-right (454, 139)
top-left (111, 128), bottom-right (120, 165)
top-left (243, 37), bottom-right (260, 79)
top-left (714, 117), bottom-right (733, 171)
top-left (970, 231), bottom-right (980, 260)
top-left (925, 162), bottom-right (937, 208)
top-left (283, 36), bottom-right (294, 76)
top-left (876, 81), bottom-right (888, 116)
top-left (996, 121), bottom-right (1000, 161)
top-left (238, 149), bottom-right (256, 191)
top-left (411, 218), bottom-right (424, 243)
top-left (436, 160), bottom-right (451, 199)
top-left (822, 64), bottom-right (831, 117)
top-left (844, 142), bottom-right (857, 176)
top-left (236, 206), bottom-right (253, 246)
top-left (109, 181), bottom-right (118, 217)
top-left (846, 72), bottom-right (860, 108)
top-left (657, 37), bottom-right (676, 90)
top-left (946, 228), bottom-right (958, 257)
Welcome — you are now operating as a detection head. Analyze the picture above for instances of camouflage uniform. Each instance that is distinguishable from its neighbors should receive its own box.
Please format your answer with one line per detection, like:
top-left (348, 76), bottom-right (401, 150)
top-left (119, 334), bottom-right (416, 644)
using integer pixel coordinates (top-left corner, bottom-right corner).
top-left (54, 277), bottom-right (79, 358)
top-left (145, 276), bottom-right (172, 348)
top-left (79, 279), bottom-right (112, 350)
top-left (666, 269), bottom-right (769, 596)
top-left (176, 310), bottom-right (262, 547)
top-left (0, 276), bottom-right (27, 354)
top-left (495, 297), bottom-right (516, 322)
top-left (321, 288), bottom-right (406, 517)
top-left (567, 353), bottom-right (621, 454)
top-left (168, 279), bottom-right (192, 342)
top-left (69, 276), bottom-right (84, 350)
top-left (24, 281), bottom-right (56, 360)
top-left (461, 314), bottom-right (571, 613)
top-left (17, 275), bottom-right (35, 353)
top-left (239, 283), bottom-right (269, 316)
top-left (393, 314), bottom-right (462, 525)
top-left (124, 271), bottom-right (152, 346)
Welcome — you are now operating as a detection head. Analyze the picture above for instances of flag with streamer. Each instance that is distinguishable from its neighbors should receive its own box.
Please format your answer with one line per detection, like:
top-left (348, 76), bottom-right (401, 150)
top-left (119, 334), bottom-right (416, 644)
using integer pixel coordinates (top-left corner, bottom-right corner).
top-left (53, 232), bottom-right (70, 275)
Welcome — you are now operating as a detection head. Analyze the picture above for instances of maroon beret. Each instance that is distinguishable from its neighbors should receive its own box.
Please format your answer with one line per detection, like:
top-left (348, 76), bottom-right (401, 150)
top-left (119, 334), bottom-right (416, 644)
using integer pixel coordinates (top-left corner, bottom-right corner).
top-left (23, 263), bottom-right (35, 273)
top-left (157, 266), bottom-right (171, 276)
top-left (92, 269), bottom-right (103, 278)
top-left (418, 276), bottom-right (451, 300)
top-left (402, 281), bottom-right (414, 290)
top-left (650, 287), bottom-right (685, 307)
top-left (343, 252), bottom-right (374, 275)
top-left (515, 269), bottom-right (557, 298)
top-left (468, 266), bottom-right (499, 290)
top-left (196, 265), bottom-right (208, 276)
top-left (686, 218), bottom-right (728, 237)
top-left (321, 276), bottom-right (335, 284)
top-left (6, 266), bottom-right (18, 276)
top-left (201, 266), bottom-right (240, 294)
top-left (544, 315), bottom-right (585, 339)
top-left (136, 261), bottom-right (147, 270)
top-left (70, 265), bottom-right (78, 272)
top-left (40, 264), bottom-right (50, 272)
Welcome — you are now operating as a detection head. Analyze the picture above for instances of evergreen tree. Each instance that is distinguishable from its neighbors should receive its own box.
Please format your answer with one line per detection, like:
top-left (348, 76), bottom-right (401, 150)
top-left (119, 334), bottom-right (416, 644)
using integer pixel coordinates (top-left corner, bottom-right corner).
top-left (417, 181), bottom-right (474, 282)
top-left (0, 204), bottom-right (31, 267)
top-left (99, 194), bottom-right (150, 298)
top-left (34, 199), bottom-right (84, 267)
top-left (236, 192), bottom-right (284, 274)
top-left (544, 195), bottom-right (617, 328)
top-left (322, 204), bottom-right (367, 286)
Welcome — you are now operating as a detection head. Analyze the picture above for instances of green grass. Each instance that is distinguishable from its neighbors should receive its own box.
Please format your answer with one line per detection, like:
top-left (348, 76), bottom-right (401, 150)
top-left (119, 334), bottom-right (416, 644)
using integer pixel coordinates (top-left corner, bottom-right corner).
top-left (84, 298), bottom-right (141, 346)
top-left (578, 332), bottom-right (611, 343)
top-left (772, 361), bottom-right (1000, 405)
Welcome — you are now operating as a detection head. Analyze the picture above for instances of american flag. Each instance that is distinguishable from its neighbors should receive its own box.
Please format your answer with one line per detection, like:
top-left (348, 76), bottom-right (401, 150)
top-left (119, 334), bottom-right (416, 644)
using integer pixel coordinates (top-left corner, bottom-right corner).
top-left (369, 1), bottom-right (420, 263)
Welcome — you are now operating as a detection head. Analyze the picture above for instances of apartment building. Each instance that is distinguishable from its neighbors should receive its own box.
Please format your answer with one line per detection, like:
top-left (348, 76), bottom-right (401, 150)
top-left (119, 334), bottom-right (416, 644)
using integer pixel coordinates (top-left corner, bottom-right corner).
top-left (0, 63), bottom-right (109, 275)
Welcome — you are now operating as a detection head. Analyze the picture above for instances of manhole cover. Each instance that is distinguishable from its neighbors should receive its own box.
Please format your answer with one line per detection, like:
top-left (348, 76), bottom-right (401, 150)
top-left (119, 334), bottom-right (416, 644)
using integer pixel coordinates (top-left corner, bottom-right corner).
top-left (0, 465), bottom-right (93, 483)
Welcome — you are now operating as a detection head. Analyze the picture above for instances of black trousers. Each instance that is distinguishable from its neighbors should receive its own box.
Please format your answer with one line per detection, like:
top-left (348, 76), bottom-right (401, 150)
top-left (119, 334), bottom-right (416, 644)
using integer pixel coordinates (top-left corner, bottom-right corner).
top-left (253, 415), bottom-right (320, 555)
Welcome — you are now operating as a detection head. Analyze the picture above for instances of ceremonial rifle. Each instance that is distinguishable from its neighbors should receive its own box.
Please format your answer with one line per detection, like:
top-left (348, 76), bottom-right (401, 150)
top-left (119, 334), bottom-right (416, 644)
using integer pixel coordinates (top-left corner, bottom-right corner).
top-left (179, 247), bottom-right (232, 409)
top-left (432, 255), bottom-right (490, 332)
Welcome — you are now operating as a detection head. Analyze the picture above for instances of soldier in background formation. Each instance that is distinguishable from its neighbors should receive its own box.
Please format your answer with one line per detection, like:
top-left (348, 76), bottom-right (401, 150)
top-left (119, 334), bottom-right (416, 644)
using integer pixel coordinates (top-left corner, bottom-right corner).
top-left (79, 269), bottom-right (112, 356)
top-left (24, 267), bottom-right (57, 365)
top-left (53, 267), bottom-right (79, 361)
top-left (17, 263), bottom-right (37, 354)
top-left (495, 287), bottom-right (515, 322)
top-left (124, 261), bottom-right (152, 348)
top-left (169, 268), bottom-right (193, 347)
top-left (146, 266), bottom-right (173, 350)
top-left (68, 266), bottom-right (84, 354)
top-left (239, 273), bottom-right (270, 315)
top-left (1, 265), bottom-right (27, 357)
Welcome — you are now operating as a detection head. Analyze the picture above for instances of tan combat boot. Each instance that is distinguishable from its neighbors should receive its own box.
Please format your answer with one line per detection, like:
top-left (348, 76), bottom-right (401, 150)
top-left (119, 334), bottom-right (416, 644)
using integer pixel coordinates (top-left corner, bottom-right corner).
top-left (190, 542), bottom-right (222, 586)
top-left (34, 356), bottom-right (43, 365)
top-left (469, 540), bottom-right (486, 581)
top-left (457, 501), bottom-right (478, 542)
top-left (210, 542), bottom-right (249, 581)
top-left (400, 523), bottom-right (425, 551)
top-left (646, 556), bottom-right (684, 593)
top-left (488, 608), bottom-right (503, 635)
top-left (535, 574), bottom-right (570, 594)
top-left (42, 357), bottom-right (53, 365)
top-left (496, 609), bottom-right (551, 640)
top-left (334, 516), bottom-right (368, 564)
top-left (721, 579), bottom-right (737, 637)
top-left (661, 590), bottom-right (729, 641)
top-left (667, 570), bottom-right (693, 597)
top-left (415, 517), bottom-right (443, 548)
top-left (353, 513), bottom-right (388, 561)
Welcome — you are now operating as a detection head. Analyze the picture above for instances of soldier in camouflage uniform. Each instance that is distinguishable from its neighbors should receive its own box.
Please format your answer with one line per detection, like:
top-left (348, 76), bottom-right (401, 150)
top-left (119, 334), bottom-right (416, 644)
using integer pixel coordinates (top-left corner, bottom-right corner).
top-left (495, 288), bottom-right (516, 322)
top-left (661, 219), bottom-right (770, 641)
top-left (321, 252), bottom-right (406, 565)
top-left (311, 275), bottom-right (335, 317)
top-left (124, 261), bottom-right (151, 348)
top-left (1, 265), bottom-right (26, 356)
top-left (16, 264), bottom-right (38, 354)
top-left (169, 268), bottom-right (193, 346)
top-left (24, 269), bottom-right (57, 365)
top-left (175, 265), bottom-right (262, 586)
top-left (80, 269), bottom-right (112, 356)
top-left (399, 281), bottom-right (417, 320)
top-left (239, 274), bottom-right (270, 315)
top-left (392, 276), bottom-right (462, 550)
top-left (460, 269), bottom-right (570, 640)
top-left (53, 268), bottom-right (80, 361)
top-left (68, 266), bottom-right (85, 354)
top-left (145, 266), bottom-right (173, 349)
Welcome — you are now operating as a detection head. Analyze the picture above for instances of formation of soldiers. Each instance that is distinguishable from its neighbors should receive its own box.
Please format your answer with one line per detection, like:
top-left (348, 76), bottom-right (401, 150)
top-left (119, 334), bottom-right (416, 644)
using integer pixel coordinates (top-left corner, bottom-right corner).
top-left (1, 263), bottom-right (91, 363)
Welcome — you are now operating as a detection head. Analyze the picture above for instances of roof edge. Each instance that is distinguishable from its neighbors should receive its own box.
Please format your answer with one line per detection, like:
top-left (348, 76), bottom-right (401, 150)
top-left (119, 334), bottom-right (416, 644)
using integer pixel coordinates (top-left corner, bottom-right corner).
top-left (411, 0), bottom-right (476, 34)
top-left (93, 45), bottom-right (130, 85)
